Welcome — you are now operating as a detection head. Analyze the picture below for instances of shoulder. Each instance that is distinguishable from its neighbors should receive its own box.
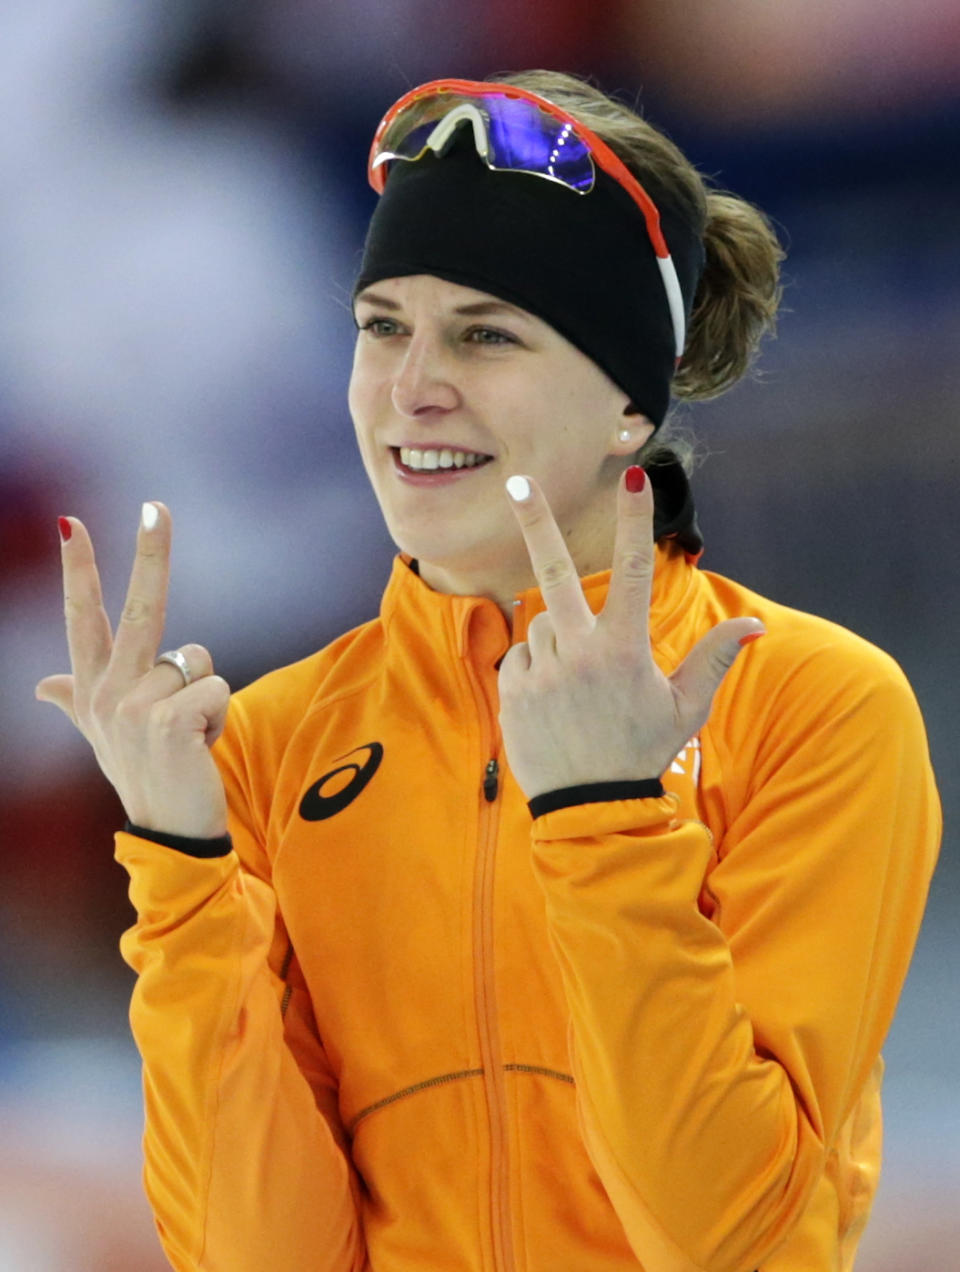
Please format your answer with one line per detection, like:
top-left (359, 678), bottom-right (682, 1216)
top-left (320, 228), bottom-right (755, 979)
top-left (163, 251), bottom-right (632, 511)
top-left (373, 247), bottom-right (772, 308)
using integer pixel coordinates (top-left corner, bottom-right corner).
top-left (218, 614), bottom-right (386, 760)
top-left (699, 565), bottom-right (911, 692)
top-left (698, 566), bottom-right (927, 759)
top-left (694, 568), bottom-right (939, 864)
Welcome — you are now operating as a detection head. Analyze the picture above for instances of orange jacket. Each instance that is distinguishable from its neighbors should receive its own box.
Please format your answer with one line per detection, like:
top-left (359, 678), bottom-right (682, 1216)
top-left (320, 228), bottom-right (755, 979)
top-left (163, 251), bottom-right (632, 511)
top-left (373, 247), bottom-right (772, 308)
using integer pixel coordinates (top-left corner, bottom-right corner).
top-left (115, 542), bottom-right (941, 1272)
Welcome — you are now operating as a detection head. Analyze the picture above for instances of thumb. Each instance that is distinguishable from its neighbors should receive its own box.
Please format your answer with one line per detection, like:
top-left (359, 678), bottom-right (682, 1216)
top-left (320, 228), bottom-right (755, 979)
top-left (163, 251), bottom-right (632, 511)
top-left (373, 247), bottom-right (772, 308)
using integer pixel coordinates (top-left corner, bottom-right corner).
top-left (35, 674), bottom-right (79, 727)
top-left (670, 618), bottom-right (765, 725)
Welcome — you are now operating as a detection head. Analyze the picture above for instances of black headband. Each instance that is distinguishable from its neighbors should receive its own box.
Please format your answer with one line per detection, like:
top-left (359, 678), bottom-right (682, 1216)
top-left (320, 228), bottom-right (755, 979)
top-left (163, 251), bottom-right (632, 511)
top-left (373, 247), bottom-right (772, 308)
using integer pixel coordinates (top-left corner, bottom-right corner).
top-left (353, 131), bottom-right (706, 427)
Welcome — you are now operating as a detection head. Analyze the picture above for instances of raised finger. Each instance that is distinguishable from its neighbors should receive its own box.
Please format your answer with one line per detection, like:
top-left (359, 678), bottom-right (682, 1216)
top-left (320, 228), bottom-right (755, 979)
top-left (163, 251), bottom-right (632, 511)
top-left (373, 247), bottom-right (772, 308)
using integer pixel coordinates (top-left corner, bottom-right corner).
top-left (109, 501), bottom-right (172, 683)
top-left (505, 474), bottom-right (593, 634)
top-left (601, 466), bottom-right (655, 642)
top-left (59, 515), bottom-right (114, 698)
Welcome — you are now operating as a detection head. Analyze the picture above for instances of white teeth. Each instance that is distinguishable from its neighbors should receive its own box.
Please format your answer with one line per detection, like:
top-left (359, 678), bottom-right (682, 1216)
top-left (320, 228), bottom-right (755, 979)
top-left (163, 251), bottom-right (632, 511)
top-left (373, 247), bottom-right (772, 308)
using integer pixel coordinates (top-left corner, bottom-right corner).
top-left (399, 447), bottom-right (490, 471)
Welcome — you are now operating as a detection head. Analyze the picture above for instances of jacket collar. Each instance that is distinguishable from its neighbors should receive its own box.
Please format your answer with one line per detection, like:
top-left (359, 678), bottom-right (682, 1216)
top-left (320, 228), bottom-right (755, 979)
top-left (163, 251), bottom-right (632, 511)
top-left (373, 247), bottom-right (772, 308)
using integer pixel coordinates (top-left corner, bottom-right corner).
top-left (380, 541), bottom-right (700, 669)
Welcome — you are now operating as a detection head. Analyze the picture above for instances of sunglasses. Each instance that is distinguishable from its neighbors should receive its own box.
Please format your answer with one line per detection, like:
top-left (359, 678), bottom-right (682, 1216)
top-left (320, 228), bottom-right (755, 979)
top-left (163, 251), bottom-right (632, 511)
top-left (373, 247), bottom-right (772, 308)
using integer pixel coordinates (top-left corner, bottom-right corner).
top-left (367, 78), bottom-right (686, 361)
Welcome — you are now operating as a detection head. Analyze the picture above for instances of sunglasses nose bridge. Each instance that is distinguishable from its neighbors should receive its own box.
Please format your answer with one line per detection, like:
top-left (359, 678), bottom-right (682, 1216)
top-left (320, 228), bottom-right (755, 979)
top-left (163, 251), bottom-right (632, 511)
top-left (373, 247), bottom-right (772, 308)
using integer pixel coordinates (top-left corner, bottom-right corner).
top-left (424, 102), bottom-right (491, 162)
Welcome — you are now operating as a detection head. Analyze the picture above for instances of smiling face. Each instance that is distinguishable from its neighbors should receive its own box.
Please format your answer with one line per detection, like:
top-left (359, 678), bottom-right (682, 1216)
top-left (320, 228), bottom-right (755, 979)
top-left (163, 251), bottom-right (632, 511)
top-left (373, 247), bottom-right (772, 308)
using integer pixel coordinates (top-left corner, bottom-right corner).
top-left (348, 274), bottom-right (653, 615)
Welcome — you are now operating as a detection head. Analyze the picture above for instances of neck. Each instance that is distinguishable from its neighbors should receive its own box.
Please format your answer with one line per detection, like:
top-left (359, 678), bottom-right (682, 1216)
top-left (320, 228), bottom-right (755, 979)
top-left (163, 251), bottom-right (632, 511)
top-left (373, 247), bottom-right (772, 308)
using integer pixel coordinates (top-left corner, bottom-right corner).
top-left (416, 559), bottom-right (537, 628)
top-left (415, 520), bottom-right (618, 628)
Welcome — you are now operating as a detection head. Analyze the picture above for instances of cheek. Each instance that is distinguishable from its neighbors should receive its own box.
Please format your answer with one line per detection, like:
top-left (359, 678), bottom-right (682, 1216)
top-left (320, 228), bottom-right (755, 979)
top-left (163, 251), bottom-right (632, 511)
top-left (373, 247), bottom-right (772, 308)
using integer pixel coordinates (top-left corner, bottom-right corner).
top-left (346, 378), bottom-right (362, 433)
top-left (543, 382), bottom-right (609, 451)
top-left (347, 352), bottom-right (380, 435)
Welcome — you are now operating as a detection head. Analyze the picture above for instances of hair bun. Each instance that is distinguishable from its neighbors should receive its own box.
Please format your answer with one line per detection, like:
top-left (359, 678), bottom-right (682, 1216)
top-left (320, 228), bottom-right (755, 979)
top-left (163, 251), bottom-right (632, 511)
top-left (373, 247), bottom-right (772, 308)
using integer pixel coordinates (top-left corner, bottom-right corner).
top-left (672, 192), bottom-right (785, 401)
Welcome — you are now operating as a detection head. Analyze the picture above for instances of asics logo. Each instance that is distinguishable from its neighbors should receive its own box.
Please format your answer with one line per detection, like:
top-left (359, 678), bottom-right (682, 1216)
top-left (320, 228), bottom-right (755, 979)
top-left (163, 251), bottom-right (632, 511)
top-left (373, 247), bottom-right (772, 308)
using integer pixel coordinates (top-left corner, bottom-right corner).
top-left (299, 743), bottom-right (384, 821)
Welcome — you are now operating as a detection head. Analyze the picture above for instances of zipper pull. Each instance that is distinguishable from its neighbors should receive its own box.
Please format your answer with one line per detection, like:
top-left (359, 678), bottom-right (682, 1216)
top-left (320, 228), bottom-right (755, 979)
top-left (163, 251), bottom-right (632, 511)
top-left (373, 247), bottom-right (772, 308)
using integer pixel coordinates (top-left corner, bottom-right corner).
top-left (483, 758), bottom-right (499, 802)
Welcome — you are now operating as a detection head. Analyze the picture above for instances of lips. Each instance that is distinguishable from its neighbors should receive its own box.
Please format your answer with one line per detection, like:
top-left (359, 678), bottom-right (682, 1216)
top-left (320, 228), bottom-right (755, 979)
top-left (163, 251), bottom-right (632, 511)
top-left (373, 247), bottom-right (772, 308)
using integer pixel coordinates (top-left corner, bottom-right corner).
top-left (389, 447), bottom-right (496, 484)
top-left (390, 447), bottom-right (495, 473)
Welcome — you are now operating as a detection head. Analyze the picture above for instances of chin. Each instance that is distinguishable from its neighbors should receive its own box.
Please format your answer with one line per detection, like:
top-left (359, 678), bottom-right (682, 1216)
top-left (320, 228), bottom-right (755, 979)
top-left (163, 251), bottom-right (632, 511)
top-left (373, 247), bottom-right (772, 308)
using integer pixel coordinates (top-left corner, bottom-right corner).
top-left (389, 523), bottom-right (506, 577)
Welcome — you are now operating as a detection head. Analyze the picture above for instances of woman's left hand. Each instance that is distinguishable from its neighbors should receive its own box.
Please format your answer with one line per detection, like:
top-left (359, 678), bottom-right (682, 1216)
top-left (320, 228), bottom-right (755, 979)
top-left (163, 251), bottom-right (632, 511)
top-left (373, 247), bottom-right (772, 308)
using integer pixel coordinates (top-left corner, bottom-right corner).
top-left (497, 468), bottom-right (765, 803)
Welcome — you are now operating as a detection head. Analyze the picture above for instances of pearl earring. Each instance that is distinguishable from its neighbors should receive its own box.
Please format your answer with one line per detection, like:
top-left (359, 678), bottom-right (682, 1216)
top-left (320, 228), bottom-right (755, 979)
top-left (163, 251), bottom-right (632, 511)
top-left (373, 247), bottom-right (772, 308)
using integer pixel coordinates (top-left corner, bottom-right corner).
top-left (618, 429), bottom-right (632, 443)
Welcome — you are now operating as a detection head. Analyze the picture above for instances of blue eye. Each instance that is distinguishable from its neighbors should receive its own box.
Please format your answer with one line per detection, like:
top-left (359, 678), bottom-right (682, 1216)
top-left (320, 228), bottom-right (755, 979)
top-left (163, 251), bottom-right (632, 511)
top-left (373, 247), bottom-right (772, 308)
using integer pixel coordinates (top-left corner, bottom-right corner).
top-left (467, 327), bottom-right (516, 345)
top-left (358, 317), bottom-right (399, 336)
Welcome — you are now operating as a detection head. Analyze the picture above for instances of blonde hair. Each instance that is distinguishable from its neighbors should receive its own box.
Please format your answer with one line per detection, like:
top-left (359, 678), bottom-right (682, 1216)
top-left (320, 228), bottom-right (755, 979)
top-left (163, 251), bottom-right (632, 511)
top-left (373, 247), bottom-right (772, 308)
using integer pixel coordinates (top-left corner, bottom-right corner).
top-left (488, 70), bottom-right (786, 467)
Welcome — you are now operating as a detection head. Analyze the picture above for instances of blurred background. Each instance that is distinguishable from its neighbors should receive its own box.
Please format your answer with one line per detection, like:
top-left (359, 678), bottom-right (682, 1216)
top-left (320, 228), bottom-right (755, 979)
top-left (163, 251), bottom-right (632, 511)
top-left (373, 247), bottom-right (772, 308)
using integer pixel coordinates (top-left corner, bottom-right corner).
top-left (1, 1), bottom-right (957, 1267)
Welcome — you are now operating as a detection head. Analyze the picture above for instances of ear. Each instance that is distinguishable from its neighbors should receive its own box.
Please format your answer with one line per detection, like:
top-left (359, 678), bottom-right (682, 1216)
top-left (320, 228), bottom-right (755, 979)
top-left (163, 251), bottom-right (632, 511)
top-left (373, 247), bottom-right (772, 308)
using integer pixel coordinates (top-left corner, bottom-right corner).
top-left (619, 402), bottom-right (656, 449)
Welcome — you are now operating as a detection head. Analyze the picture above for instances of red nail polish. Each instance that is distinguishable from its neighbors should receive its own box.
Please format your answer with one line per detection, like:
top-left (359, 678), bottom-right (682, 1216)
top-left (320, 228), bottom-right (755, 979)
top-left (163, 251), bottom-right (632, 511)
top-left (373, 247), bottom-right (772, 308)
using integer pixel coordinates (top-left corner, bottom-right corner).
top-left (738, 631), bottom-right (764, 647)
top-left (625, 465), bottom-right (646, 493)
top-left (58, 517), bottom-right (72, 543)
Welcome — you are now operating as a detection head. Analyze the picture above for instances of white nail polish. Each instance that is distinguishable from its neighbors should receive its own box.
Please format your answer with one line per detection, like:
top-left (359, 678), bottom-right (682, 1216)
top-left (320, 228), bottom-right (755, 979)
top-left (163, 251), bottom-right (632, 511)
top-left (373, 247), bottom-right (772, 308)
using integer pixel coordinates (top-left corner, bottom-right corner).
top-left (141, 502), bottom-right (159, 531)
top-left (506, 475), bottom-right (531, 502)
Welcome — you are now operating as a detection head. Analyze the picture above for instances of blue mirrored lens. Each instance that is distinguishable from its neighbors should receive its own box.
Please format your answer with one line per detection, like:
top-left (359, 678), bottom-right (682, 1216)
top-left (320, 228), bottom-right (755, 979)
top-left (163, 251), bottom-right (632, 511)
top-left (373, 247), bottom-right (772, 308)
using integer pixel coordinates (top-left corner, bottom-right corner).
top-left (382, 94), bottom-right (595, 193)
top-left (484, 97), bottom-right (594, 192)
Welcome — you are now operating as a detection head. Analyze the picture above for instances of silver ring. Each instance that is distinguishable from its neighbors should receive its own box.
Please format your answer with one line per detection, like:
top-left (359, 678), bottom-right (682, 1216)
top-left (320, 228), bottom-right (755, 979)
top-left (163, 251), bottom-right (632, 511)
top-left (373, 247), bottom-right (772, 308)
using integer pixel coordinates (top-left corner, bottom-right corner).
top-left (155, 649), bottom-right (193, 687)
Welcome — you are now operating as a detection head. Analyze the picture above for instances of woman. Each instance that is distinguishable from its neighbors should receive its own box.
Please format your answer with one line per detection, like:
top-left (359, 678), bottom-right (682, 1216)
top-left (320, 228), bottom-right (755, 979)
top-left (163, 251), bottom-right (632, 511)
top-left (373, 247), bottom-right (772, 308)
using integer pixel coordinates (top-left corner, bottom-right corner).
top-left (37, 72), bottom-right (940, 1272)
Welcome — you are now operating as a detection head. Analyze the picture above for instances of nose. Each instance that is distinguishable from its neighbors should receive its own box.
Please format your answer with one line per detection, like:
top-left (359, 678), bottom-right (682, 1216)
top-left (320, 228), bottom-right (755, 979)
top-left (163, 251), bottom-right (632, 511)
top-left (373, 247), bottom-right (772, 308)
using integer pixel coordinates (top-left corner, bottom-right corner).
top-left (391, 332), bottom-right (460, 417)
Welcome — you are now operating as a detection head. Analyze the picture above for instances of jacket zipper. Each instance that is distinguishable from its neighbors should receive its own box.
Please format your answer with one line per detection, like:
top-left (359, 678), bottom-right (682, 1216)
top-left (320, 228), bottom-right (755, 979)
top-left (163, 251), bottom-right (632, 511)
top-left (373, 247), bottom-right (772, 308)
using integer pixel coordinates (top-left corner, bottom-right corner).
top-left (474, 749), bottom-right (515, 1272)
top-left (484, 759), bottom-right (499, 802)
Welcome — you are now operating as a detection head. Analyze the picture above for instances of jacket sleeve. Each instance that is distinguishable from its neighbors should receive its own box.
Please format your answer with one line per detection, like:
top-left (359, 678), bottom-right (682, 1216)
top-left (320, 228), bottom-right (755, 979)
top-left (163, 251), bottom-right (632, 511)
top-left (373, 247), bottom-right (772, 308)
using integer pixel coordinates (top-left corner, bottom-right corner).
top-left (114, 698), bottom-right (368, 1272)
top-left (527, 637), bottom-right (941, 1272)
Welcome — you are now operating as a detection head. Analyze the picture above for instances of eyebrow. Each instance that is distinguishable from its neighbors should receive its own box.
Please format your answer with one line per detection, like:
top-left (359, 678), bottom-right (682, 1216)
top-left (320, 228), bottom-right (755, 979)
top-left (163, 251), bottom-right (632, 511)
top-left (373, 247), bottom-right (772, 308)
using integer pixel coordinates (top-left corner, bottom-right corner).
top-left (354, 291), bottom-right (532, 321)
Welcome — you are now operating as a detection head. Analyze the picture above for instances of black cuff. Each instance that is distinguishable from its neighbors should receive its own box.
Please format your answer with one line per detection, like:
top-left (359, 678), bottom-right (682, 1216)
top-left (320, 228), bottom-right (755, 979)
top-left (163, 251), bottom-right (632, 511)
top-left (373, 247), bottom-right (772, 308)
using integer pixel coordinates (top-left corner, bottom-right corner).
top-left (124, 821), bottom-right (233, 859)
top-left (527, 779), bottom-right (665, 820)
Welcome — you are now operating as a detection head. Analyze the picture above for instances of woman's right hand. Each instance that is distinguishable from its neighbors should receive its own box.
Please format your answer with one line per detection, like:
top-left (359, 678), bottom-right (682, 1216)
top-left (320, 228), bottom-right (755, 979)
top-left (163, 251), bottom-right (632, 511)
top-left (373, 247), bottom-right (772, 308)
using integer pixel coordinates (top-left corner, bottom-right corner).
top-left (35, 502), bottom-right (231, 840)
